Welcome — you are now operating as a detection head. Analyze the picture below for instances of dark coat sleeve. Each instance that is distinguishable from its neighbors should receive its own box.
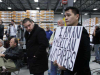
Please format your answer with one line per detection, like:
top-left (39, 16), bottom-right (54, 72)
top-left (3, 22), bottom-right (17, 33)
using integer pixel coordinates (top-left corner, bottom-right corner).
top-left (0, 25), bottom-right (4, 36)
top-left (4, 47), bottom-right (23, 60)
top-left (34, 29), bottom-right (49, 58)
top-left (2, 25), bottom-right (4, 36)
top-left (96, 30), bottom-right (100, 39)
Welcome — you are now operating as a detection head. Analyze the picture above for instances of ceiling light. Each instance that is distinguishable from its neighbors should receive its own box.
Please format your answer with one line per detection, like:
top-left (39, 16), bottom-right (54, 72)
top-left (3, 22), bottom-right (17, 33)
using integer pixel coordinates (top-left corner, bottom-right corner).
top-left (61, 13), bottom-right (63, 15)
top-left (74, 0), bottom-right (76, 3)
top-left (8, 7), bottom-right (12, 9)
top-left (36, 7), bottom-right (40, 9)
top-left (93, 8), bottom-right (98, 10)
top-left (84, 13), bottom-right (88, 15)
top-left (0, 0), bottom-right (2, 2)
top-left (34, 0), bottom-right (38, 2)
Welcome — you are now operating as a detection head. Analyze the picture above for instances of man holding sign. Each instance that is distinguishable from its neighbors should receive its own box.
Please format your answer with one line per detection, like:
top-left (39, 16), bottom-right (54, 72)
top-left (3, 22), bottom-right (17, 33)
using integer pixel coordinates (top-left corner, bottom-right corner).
top-left (61, 6), bottom-right (91, 75)
top-left (49, 7), bottom-right (91, 75)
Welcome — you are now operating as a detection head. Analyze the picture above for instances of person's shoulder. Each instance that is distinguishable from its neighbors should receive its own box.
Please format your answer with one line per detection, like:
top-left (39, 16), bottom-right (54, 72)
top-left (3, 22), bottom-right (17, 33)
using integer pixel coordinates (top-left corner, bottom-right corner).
top-left (0, 25), bottom-right (4, 27)
top-left (37, 25), bottom-right (45, 31)
top-left (25, 31), bottom-right (28, 34)
top-left (15, 46), bottom-right (19, 50)
top-left (82, 27), bottom-right (88, 34)
top-left (96, 29), bottom-right (100, 34)
top-left (2, 25), bottom-right (4, 27)
top-left (81, 27), bottom-right (89, 38)
top-left (50, 30), bottom-right (53, 32)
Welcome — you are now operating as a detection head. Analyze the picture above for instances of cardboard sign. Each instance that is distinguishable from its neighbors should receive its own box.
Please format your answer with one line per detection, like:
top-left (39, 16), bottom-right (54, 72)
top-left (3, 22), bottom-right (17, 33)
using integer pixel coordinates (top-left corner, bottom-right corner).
top-left (49, 26), bottom-right (83, 71)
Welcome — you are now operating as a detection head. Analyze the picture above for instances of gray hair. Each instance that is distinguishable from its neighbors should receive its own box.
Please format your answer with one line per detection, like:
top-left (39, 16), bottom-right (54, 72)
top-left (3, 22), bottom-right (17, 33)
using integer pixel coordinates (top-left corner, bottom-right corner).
top-left (0, 39), bottom-right (4, 46)
top-left (58, 19), bottom-right (65, 26)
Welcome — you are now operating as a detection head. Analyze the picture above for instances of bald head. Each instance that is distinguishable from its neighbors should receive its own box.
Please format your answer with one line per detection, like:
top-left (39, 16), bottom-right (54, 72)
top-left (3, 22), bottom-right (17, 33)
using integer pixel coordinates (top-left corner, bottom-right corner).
top-left (9, 38), bottom-right (18, 48)
top-left (57, 20), bottom-right (65, 26)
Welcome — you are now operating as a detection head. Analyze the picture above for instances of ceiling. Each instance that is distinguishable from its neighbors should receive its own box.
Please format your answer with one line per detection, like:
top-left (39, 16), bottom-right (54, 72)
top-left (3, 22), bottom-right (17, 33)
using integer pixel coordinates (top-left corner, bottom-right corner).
top-left (0, 0), bottom-right (100, 15)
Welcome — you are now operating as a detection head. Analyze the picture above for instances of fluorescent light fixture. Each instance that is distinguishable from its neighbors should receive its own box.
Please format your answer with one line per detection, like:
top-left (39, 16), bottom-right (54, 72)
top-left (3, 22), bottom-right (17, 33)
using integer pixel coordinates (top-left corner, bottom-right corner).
top-left (34, 0), bottom-right (38, 2)
top-left (84, 13), bottom-right (88, 15)
top-left (36, 7), bottom-right (40, 9)
top-left (61, 13), bottom-right (63, 14)
top-left (93, 8), bottom-right (98, 10)
top-left (0, 0), bottom-right (2, 2)
top-left (74, 0), bottom-right (76, 3)
top-left (8, 7), bottom-right (12, 9)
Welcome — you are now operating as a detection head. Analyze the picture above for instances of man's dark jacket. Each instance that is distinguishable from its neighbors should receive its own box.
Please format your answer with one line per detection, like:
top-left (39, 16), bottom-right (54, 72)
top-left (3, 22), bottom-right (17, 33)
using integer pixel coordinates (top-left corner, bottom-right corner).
top-left (92, 28), bottom-right (100, 44)
top-left (25, 24), bottom-right (49, 74)
top-left (0, 25), bottom-right (4, 39)
top-left (73, 24), bottom-right (91, 75)
top-left (4, 46), bottom-right (23, 69)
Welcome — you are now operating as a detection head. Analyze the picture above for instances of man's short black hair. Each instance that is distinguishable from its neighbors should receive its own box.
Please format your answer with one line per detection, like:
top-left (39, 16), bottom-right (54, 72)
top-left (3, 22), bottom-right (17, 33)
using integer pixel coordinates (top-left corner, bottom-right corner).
top-left (22, 18), bottom-right (32, 25)
top-left (31, 20), bottom-right (34, 23)
top-left (11, 20), bottom-right (15, 22)
top-left (65, 7), bottom-right (79, 15)
top-left (65, 7), bottom-right (80, 20)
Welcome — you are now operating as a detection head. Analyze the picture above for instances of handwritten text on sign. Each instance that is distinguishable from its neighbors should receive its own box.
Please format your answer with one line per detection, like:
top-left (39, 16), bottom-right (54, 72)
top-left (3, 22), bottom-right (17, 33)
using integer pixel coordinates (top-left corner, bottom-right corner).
top-left (49, 26), bottom-right (83, 71)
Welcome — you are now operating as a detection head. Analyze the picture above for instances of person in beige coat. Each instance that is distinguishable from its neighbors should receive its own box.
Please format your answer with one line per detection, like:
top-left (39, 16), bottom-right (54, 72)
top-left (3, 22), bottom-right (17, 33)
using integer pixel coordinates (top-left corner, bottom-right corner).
top-left (0, 39), bottom-right (6, 73)
top-left (0, 39), bottom-right (6, 54)
top-left (49, 19), bottom-right (65, 75)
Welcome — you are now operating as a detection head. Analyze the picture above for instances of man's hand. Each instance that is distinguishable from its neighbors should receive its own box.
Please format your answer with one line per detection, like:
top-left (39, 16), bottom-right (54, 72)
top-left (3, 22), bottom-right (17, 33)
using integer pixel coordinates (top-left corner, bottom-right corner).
top-left (57, 63), bottom-right (66, 70)
top-left (53, 60), bottom-right (57, 66)
top-left (0, 54), bottom-right (5, 57)
top-left (50, 42), bottom-right (53, 45)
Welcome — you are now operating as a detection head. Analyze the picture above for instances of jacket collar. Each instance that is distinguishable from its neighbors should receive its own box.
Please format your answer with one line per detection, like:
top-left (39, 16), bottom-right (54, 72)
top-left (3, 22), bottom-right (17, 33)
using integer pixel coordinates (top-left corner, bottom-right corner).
top-left (77, 23), bottom-right (82, 26)
top-left (10, 46), bottom-right (18, 50)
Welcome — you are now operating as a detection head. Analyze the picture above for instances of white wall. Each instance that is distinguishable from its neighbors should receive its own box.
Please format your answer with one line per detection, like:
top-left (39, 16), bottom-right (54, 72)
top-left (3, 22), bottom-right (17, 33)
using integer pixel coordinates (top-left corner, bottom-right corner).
top-left (91, 15), bottom-right (100, 18)
top-left (79, 15), bottom-right (89, 23)
top-left (54, 14), bottom-right (64, 22)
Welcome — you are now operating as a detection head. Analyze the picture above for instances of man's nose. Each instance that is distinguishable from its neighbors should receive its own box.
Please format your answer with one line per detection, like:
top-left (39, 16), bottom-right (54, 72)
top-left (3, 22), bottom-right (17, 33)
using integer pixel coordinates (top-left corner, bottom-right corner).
top-left (27, 27), bottom-right (30, 30)
top-left (65, 16), bottom-right (68, 20)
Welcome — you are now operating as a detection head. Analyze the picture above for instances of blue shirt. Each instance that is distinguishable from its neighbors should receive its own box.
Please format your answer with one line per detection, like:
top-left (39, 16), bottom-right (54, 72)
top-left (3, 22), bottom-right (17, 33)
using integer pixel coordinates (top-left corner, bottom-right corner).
top-left (46, 30), bottom-right (53, 40)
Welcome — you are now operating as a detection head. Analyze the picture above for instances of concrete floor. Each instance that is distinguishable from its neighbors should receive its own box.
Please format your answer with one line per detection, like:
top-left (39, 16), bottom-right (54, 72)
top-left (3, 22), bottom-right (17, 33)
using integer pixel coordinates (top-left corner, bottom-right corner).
top-left (11, 51), bottom-right (100, 75)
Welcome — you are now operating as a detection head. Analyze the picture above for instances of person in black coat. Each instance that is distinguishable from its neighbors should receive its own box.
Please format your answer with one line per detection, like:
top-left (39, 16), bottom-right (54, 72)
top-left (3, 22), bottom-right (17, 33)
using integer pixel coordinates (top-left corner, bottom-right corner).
top-left (17, 21), bottom-right (24, 41)
top-left (0, 20), bottom-right (4, 40)
top-left (23, 18), bottom-right (49, 75)
top-left (92, 26), bottom-right (100, 63)
top-left (55, 7), bottom-right (91, 75)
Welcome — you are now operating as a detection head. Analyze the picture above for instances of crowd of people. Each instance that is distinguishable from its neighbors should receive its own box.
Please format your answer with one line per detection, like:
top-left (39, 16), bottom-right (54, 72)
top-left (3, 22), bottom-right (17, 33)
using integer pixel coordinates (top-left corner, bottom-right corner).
top-left (0, 6), bottom-right (92, 75)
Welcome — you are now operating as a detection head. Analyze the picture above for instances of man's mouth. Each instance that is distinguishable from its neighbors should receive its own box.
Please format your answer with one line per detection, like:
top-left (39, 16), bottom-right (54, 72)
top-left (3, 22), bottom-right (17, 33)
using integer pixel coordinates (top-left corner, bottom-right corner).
top-left (66, 21), bottom-right (69, 22)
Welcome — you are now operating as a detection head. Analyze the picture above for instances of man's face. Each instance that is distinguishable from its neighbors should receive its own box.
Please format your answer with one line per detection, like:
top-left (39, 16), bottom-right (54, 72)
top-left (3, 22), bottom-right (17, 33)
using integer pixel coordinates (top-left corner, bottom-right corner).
top-left (46, 28), bottom-right (49, 31)
top-left (65, 9), bottom-right (79, 26)
top-left (23, 21), bottom-right (34, 32)
top-left (9, 38), bottom-right (16, 48)
top-left (20, 22), bottom-right (22, 25)
top-left (0, 42), bottom-right (2, 47)
top-left (0, 20), bottom-right (2, 24)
